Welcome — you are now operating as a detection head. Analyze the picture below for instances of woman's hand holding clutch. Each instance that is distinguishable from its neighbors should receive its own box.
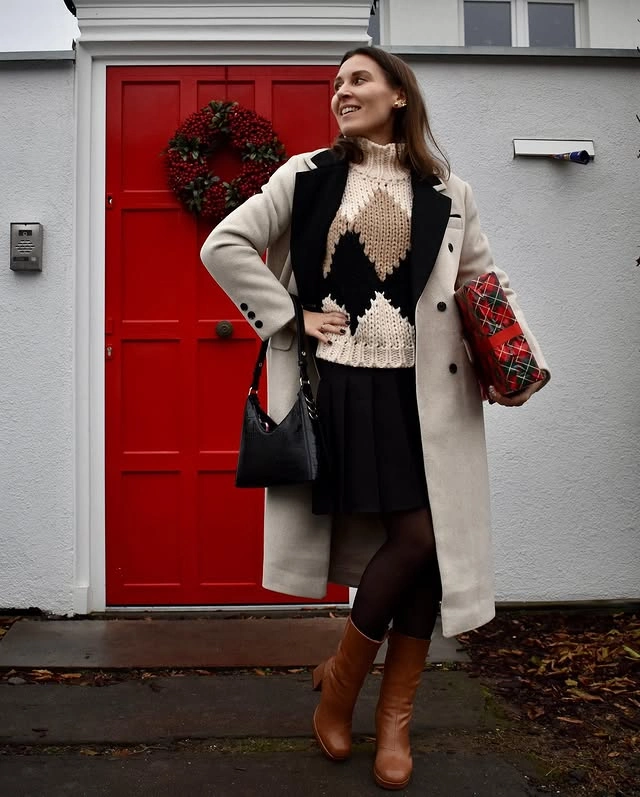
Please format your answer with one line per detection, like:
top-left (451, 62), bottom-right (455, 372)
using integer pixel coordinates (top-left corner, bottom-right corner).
top-left (488, 373), bottom-right (548, 407)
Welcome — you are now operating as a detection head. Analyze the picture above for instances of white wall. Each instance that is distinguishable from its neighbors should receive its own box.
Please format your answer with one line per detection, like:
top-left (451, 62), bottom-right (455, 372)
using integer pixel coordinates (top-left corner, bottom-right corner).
top-left (384, 0), bottom-right (640, 48)
top-left (385, 0), bottom-right (459, 47)
top-left (587, 0), bottom-right (640, 48)
top-left (0, 54), bottom-right (638, 614)
top-left (0, 0), bottom-right (79, 52)
top-left (410, 57), bottom-right (640, 602)
top-left (0, 61), bottom-right (76, 612)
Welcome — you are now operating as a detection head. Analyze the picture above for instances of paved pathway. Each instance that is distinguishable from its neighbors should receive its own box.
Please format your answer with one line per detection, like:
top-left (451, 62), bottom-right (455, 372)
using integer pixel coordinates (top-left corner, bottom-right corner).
top-left (0, 672), bottom-right (487, 745)
top-left (0, 751), bottom-right (538, 796)
top-left (0, 616), bottom-right (543, 796)
top-left (0, 616), bottom-right (467, 668)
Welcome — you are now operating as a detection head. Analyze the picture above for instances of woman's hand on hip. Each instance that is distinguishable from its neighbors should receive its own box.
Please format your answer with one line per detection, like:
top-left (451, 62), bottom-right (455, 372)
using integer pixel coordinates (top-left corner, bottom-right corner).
top-left (303, 310), bottom-right (349, 344)
top-left (488, 379), bottom-right (546, 407)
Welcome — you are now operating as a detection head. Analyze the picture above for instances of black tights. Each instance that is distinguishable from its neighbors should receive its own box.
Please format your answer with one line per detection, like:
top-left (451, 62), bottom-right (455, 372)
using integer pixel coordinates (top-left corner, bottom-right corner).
top-left (350, 508), bottom-right (441, 642)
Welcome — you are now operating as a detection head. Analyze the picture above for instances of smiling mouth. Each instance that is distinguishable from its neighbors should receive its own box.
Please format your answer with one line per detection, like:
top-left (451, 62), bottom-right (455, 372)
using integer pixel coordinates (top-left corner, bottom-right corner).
top-left (340, 106), bottom-right (361, 116)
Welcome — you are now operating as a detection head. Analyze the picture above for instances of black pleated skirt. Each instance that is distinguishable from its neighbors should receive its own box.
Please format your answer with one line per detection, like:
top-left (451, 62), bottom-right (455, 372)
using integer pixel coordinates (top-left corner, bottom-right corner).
top-left (312, 360), bottom-right (429, 515)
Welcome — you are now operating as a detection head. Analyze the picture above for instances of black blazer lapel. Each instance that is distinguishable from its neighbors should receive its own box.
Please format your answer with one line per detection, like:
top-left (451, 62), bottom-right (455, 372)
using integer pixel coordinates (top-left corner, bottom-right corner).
top-left (291, 152), bottom-right (451, 310)
top-left (410, 174), bottom-right (452, 307)
top-left (290, 151), bottom-right (348, 309)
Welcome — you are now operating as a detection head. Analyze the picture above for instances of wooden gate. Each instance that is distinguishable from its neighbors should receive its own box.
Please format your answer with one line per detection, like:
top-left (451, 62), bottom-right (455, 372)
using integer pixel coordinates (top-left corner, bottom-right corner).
top-left (105, 66), bottom-right (346, 606)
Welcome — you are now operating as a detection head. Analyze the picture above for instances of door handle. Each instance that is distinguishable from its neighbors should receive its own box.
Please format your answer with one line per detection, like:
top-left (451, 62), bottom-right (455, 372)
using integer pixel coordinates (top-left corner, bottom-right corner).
top-left (215, 320), bottom-right (234, 338)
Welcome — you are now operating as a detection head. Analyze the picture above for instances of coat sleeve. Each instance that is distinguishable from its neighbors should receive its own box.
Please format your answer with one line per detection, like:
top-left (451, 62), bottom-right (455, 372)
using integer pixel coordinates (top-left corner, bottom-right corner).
top-left (200, 155), bottom-right (305, 341)
top-left (456, 180), bottom-right (550, 381)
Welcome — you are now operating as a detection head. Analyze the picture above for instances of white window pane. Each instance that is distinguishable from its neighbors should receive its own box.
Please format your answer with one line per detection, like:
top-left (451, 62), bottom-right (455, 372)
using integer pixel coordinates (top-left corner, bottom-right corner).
top-left (528, 3), bottom-right (576, 47)
top-left (464, 1), bottom-right (512, 46)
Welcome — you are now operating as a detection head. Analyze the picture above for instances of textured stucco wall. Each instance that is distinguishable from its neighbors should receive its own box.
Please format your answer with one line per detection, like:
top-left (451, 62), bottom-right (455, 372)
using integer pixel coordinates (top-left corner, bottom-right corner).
top-left (410, 58), bottom-right (640, 602)
top-left (0, 56), bottom-right (638, 614)
top-left (0, 62), bottom-right (75, 612)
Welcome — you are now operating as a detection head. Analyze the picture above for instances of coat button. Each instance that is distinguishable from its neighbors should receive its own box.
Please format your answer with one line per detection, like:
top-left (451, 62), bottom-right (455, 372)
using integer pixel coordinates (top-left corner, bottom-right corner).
top-left (240, 303), bottom-right (248, 311)
top-left (448, 243), bottom-right (454, 253)
top-left (437, 301), bottom-right (447, 312)
top-left (449, 363), bottom-right (458, 374)
top-left (255, 320), bottom-right (263, 329)
top-left (248, 311), bottom-right (255, 319)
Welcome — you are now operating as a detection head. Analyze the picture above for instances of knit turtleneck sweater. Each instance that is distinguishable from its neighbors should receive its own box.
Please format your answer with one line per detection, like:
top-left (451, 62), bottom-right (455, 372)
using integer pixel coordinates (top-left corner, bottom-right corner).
top-left (315, 137), bottom-right (415, 369)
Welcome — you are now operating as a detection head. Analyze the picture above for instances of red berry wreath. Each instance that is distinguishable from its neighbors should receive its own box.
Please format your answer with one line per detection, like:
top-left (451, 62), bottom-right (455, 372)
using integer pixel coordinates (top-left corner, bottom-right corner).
top-left (165, 100), bottom-right (287, 223)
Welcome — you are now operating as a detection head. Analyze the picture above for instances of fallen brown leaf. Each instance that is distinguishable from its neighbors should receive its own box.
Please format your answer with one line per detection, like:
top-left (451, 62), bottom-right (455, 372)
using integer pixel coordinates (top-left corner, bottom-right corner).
top-left (526, 706), bottom-right (545, 720)
top-left (567, 688), bottom-right (604, 702)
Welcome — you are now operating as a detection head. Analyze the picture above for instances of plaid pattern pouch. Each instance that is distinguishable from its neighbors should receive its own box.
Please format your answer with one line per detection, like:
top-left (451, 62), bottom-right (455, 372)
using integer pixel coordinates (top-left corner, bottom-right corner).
top-left (454, 272), bottom-right (545, 399)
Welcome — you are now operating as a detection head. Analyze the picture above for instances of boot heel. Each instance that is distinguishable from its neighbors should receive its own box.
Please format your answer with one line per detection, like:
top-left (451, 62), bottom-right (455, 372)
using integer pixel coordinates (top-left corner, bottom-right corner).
top-left (312, 661), bottom-right (325, 691)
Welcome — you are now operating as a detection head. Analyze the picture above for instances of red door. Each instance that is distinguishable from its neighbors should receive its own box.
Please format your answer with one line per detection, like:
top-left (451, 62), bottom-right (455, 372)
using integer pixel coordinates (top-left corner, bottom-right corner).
top-left (105, 66), bottom-right (347, 606)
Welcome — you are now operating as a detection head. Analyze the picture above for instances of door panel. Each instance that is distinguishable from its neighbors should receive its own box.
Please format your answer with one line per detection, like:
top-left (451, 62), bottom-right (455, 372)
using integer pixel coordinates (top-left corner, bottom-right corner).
top-left (105, 66), bottom-right (346, 606)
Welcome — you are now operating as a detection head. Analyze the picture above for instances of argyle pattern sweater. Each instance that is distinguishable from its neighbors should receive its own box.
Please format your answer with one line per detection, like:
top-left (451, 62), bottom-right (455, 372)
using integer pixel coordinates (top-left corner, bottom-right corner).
top-left (315, 138), bottom-right (415, 368)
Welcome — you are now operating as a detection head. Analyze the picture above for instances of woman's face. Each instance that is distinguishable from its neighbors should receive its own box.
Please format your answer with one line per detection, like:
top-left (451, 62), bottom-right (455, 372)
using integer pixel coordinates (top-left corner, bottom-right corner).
top-left (331, 54), bottom-right (404, 145)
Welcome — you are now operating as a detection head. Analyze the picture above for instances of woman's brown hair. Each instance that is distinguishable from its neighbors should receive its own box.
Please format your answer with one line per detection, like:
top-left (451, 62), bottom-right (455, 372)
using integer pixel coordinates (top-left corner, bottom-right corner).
top-left (332, 47), bottom-right (450, 180)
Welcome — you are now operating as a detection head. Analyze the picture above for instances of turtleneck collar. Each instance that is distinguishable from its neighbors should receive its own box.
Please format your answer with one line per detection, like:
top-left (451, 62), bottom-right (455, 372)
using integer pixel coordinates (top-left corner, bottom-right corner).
top-left (352, 137), bottom-right (409, 181)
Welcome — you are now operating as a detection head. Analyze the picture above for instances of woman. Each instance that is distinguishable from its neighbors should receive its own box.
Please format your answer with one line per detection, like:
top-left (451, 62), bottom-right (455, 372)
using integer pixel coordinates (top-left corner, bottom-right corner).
top-left (201, 48), bottom-right (548, 790)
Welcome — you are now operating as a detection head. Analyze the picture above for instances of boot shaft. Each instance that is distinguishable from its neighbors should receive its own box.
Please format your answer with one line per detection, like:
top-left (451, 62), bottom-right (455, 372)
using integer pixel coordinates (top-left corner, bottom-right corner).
top-left (312, 616), bottom-right (384, 762)
top-left (376, 631), bottom-right (430, 722)
top-left (373, 631), bottom-right (430, 789)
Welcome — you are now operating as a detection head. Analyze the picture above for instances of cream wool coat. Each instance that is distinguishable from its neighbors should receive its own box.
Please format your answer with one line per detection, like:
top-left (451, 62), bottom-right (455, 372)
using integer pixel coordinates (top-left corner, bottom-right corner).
top-left (200, 149), bottom-right (549, 638)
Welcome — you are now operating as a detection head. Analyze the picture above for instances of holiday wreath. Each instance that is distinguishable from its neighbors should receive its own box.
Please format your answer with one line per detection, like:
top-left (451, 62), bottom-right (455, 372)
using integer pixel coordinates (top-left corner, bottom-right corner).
top-left (165, 100), bottom-right (287, 223)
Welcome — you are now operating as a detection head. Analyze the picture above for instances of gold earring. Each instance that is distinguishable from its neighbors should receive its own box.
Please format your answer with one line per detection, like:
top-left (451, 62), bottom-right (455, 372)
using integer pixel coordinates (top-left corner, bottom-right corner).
top-left (393, 100), bottom-right (407, 109)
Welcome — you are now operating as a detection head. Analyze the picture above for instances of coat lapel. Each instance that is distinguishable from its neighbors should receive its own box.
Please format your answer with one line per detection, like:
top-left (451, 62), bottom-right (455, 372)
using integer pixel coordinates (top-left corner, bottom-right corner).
top-left (410, 174), bottom-right (452, 307)
top-left (290, 151), bottom-right (348, 309)
top-left (290, 150), bottom-right (451, 310)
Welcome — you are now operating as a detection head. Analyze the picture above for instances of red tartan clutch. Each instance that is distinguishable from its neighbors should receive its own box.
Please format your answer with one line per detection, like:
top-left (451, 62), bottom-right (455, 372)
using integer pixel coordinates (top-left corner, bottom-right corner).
top-left (454, 272), bottom-right (545, 399)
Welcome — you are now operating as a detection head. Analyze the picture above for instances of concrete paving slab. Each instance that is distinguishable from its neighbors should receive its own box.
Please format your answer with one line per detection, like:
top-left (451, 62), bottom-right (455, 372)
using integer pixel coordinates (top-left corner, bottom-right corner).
top-left (0, 672), bottom-right (490, 745)
top-left (0, 751), bottom-right (537, 797)
top-left (0, 617), bottom-right (467, 669)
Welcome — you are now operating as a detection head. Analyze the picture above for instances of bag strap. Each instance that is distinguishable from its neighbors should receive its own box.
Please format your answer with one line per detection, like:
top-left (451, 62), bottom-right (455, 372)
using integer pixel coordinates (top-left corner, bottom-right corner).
top-left (249, 340), bottom-right (269, 394)
top-left (248, 295), bottom-right (312, 402)
top-left (292, 295), bottom-right (318, 420)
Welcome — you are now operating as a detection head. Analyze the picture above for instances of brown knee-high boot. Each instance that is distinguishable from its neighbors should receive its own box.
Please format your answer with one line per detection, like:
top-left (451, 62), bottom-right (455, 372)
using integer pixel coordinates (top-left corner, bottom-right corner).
top-left (373, 630), bottom-right (430, 790)
top-left (312, 616), bottom-right (383, 761)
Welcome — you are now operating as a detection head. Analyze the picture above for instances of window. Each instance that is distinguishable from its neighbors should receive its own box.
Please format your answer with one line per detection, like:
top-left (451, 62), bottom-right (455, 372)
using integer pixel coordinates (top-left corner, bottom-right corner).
top-left (464, 2), bottom-right (512, 46)
top-left (463, 0), bottom-right (579, 47)
top-left (528, 3), bottom-right (575, 47)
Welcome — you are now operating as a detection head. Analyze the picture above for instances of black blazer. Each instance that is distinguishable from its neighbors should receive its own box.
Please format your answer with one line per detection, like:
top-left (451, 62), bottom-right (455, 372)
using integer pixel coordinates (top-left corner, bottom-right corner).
top-left (289, 149), bottom-right (452, 312)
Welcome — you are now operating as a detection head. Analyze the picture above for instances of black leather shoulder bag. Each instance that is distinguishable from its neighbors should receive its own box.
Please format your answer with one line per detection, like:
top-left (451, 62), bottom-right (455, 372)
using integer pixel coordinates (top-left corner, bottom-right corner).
top-left (235, 294), bottom-right (320, 488)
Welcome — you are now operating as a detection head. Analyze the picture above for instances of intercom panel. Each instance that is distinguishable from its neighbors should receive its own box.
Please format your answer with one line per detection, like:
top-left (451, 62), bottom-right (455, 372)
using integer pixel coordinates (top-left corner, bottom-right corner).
top-left (10, 223), bottom-right (43, 271)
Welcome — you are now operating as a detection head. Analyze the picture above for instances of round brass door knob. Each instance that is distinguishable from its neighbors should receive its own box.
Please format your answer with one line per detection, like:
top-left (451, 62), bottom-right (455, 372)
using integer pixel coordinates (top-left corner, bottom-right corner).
top-left (215, 320), bottom-right (233, 338)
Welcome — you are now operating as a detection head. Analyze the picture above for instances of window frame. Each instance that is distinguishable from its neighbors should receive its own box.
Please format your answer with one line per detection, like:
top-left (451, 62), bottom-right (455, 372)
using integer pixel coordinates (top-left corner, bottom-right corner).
top-left (460, 0), bottom-right (584, 48)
